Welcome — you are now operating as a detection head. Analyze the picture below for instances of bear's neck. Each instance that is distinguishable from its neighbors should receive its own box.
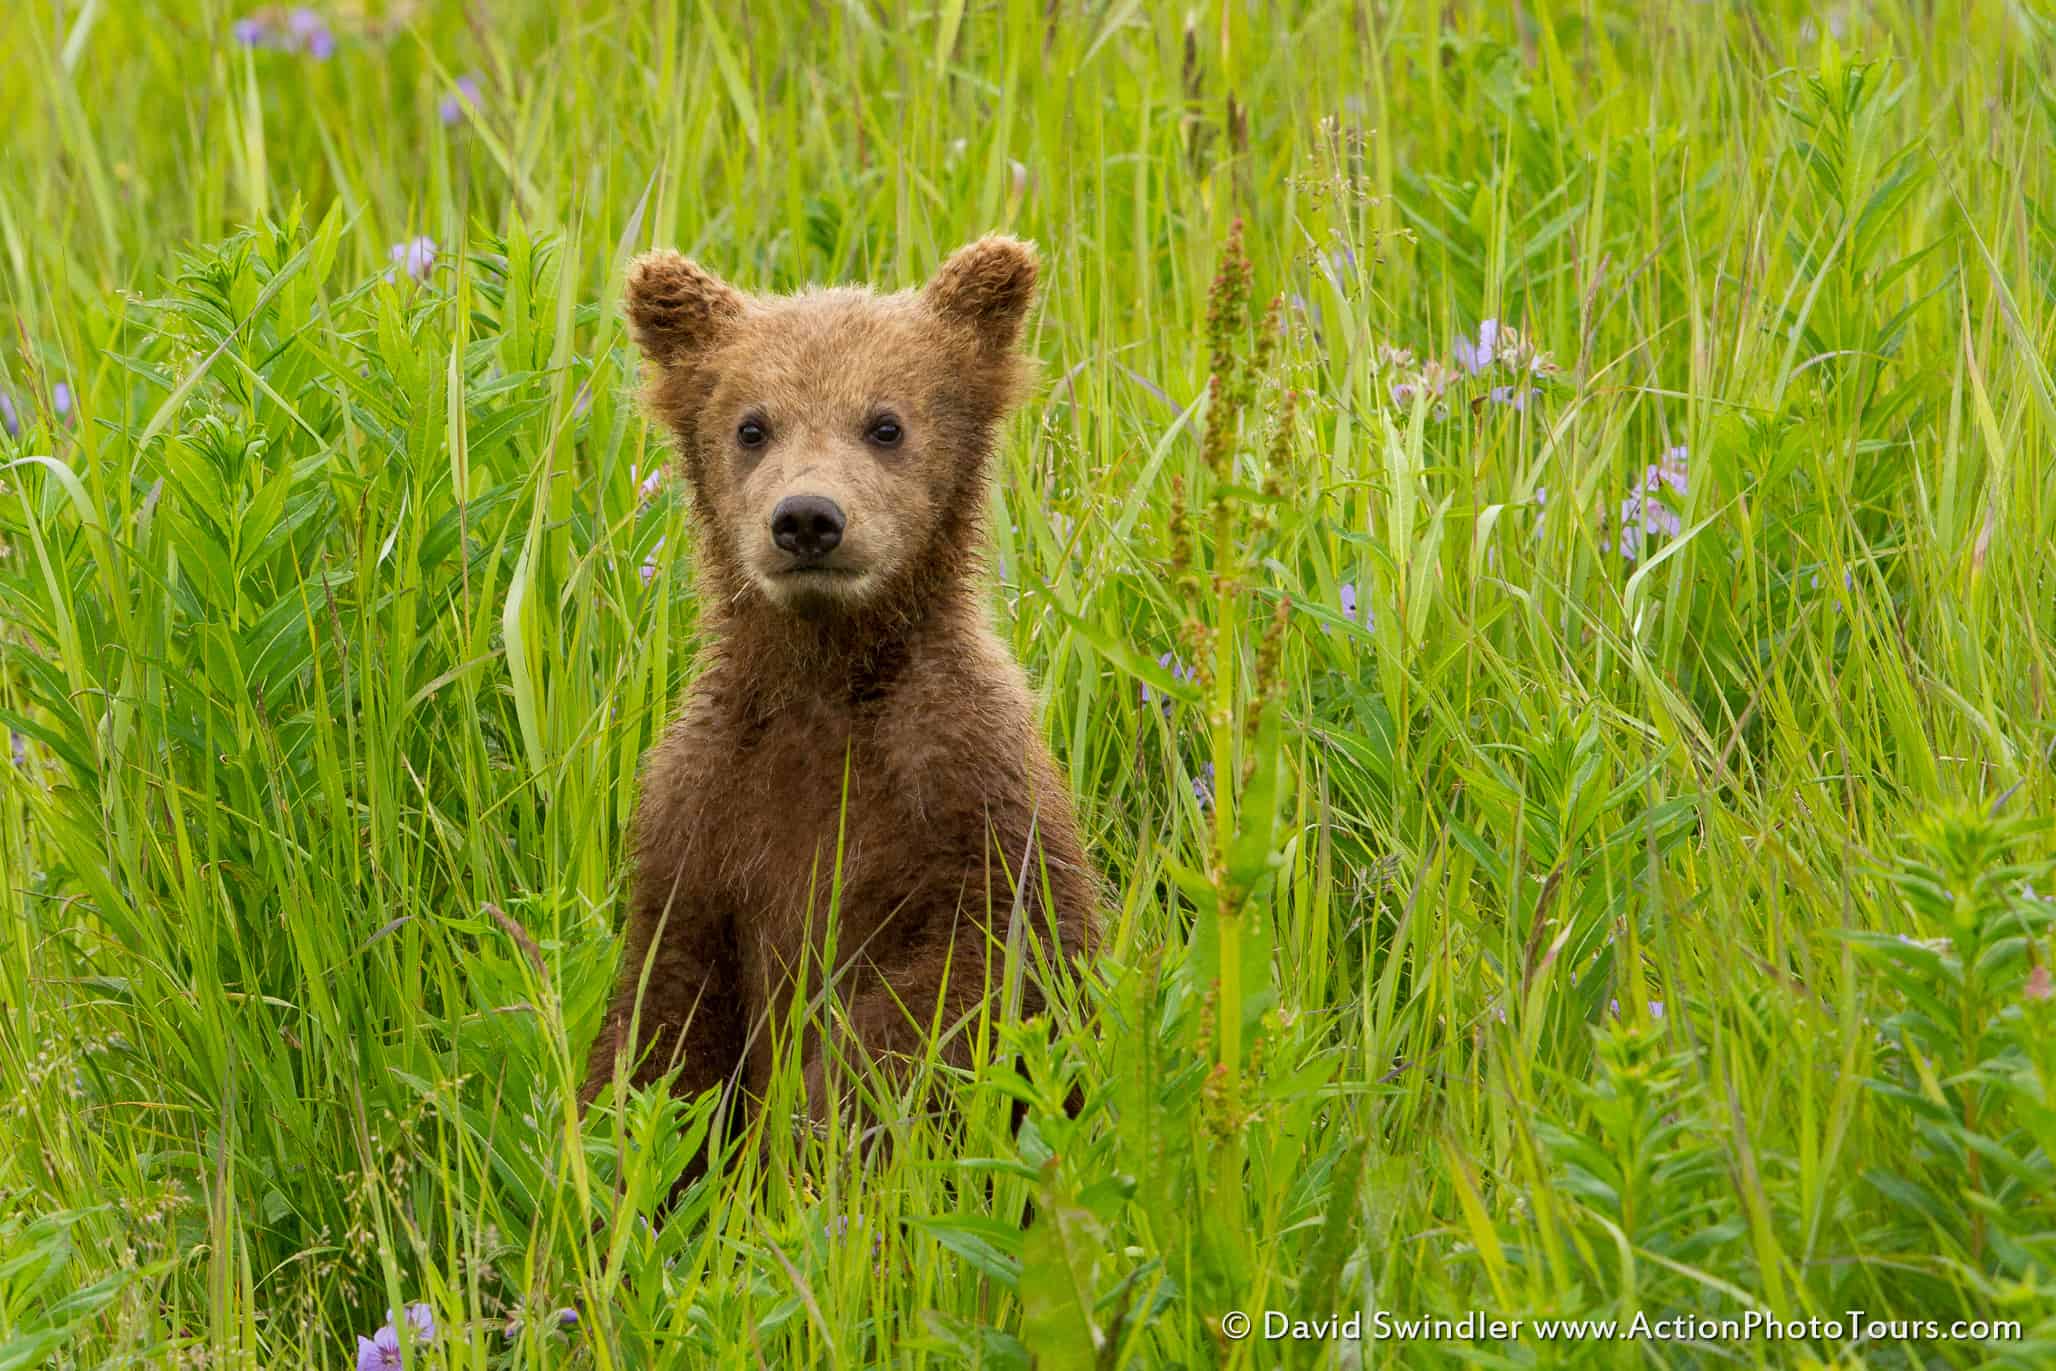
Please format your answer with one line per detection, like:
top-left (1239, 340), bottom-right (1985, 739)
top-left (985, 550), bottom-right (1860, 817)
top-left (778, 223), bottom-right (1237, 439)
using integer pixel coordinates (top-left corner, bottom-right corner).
top-left (698, 550), bottom-right (986, 717)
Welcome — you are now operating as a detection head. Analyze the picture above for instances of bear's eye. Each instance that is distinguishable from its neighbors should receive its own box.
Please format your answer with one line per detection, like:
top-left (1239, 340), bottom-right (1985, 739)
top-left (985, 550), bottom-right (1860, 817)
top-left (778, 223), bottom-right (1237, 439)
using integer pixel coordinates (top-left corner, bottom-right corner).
top-left (866, 415), bottom-right (904, 448)
top-left (736, 417), bottom-right (769, 448)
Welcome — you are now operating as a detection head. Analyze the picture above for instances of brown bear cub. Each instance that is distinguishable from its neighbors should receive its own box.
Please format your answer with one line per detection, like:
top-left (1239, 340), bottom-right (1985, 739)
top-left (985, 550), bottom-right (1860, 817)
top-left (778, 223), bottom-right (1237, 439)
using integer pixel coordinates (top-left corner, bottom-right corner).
top-left (581, 236), bottom-right (1100, 1166)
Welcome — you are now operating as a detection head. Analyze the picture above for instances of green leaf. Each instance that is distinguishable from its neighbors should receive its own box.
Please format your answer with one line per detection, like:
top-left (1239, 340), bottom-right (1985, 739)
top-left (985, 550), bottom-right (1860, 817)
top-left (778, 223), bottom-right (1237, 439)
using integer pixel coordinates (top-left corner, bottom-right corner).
top-left (1224, 697), bottom-right (1290, 892)
top-left (1020, 1190), bottom-right (1107, 1369)
top-left (1049, 604), bottom-right (1203, 705)
top-left (908, 1215), bottom-right (1023, 1291)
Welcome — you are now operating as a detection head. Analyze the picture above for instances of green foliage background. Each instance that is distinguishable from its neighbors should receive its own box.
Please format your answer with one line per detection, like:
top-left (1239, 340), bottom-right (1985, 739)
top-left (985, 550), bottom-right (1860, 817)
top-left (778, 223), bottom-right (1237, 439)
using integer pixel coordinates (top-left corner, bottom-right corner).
top-left (2, 1), bottom-right (2054, 1366)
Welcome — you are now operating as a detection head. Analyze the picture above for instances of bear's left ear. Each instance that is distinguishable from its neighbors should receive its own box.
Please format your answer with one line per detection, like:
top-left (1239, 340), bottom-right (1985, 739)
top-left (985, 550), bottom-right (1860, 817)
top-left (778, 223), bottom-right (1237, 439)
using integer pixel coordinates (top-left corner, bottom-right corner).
top-left (923, 235), bottom-right (1038, 352)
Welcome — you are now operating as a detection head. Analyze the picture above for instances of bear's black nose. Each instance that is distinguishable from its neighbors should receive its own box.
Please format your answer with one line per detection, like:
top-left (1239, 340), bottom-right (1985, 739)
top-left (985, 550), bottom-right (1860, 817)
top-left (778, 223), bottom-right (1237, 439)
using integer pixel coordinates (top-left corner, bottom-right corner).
top-left (771, 495), bottom-right (846, 560)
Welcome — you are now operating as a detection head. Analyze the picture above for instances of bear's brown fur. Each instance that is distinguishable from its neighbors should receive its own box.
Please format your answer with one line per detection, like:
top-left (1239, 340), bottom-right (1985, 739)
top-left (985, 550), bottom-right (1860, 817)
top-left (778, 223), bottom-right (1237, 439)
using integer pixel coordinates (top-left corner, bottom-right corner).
top-left (580, 236), bottom-right (1101, 1159)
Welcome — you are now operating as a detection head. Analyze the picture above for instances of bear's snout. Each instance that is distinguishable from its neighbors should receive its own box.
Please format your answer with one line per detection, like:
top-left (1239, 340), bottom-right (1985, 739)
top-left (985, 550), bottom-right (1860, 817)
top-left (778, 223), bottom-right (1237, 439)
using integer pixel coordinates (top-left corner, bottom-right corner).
top-left (770, 494), bottom-right (846, 562)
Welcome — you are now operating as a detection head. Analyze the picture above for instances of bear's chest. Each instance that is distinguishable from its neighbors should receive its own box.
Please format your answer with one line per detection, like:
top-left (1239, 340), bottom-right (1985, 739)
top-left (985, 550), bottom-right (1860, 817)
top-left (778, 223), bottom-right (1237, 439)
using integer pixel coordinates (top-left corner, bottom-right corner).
top-left (690, 697), bottom-right (975, 925)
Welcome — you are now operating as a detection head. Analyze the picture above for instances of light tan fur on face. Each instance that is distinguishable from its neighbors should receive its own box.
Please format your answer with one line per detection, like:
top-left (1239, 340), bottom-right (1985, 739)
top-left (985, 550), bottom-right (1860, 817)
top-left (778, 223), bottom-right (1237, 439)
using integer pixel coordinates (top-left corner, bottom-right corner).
top-left (701, 294), bottom-right (942, 613)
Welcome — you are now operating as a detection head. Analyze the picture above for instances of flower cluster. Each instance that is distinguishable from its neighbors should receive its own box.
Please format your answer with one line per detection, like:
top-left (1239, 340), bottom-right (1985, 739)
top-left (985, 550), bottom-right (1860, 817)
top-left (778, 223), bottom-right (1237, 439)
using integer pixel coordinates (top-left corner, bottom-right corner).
top-left (1810, 565), bottom-right (1853, 612)
top-left (1380, 319), bottom-right (1559, 415)
top-left (356, 1304), bottom-right (433, 1370)
top-left (387, 237), bottom-right (437, 284)
top-left (232, 7), bottom-right (336, 59)
top-left (1141, 652), bottom-right (1197, 715)
top-left (1600, 444), bottom-right (1689, 562)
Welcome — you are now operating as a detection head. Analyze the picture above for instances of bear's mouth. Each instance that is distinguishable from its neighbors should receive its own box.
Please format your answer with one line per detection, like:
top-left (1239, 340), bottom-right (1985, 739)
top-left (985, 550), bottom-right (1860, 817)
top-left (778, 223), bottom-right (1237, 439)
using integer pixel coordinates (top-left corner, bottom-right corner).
top-left (764, 563), bottom-right (870, 605)
top-left (762, 562), bottom-right (873, 615)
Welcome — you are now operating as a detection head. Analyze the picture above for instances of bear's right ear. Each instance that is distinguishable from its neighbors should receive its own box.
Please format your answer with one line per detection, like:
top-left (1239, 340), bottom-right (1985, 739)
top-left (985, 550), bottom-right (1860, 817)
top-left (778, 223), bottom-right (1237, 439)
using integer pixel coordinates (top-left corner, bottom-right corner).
top-left (623, 251), bottom-right (746, 367)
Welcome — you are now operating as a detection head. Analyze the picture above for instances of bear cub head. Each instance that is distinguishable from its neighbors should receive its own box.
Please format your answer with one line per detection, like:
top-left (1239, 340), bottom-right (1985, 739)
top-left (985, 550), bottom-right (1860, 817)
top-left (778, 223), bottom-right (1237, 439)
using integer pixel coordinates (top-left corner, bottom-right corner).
top-left (623, 236), bottom-right (1037, 621)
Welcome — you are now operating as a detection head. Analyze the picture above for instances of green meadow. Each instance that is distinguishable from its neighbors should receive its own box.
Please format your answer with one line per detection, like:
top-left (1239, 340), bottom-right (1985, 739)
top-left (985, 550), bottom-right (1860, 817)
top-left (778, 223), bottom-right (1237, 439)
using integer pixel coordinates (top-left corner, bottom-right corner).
top-left (4, 1), bottom-right (2055, 1365)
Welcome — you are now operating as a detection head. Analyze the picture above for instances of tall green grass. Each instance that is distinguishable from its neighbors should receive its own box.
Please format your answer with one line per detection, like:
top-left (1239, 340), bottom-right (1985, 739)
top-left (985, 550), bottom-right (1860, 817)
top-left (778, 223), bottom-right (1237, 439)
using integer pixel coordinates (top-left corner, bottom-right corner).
top-left (3, 1), bottom-right (2054, 1365)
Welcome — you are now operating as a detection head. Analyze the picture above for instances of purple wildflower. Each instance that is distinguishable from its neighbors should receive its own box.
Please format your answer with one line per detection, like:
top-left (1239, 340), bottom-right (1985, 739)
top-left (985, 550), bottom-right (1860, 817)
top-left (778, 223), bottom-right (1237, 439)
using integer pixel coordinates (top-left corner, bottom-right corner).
top-left (1605, 500), bottom-right (1635, 560)
top-left (0, 391), bottom-right (16, 438)
top-left (630, 464), bottom-right (663, 504)
top-left (1141, 651), bottom-right (1194, 713)
top-left (1318, 243), bottom-right (1357, 296)
top-left (1608, 444), bottom-right (1689, 562)
top-left (356, 1328), bottom-right (401, 1371)
top-left (355, 1305), bottom-right (433, 1371)
top-left (1341, 582), bottom-right (1373, 630)
top-left (388, 236), bottom-right (437, 284)
top-left (1615, 494), bottom-right (1681, 562)
top-left (1799, 10), bottom-right (1849, 43)
top-left (1452, 318), bottom-right (1500, 375)
top-left (233, 8), bottom-right (334, 56)
top-left (287, 8), bottom-right (335, 59)
top-left (1814, 565), bottom-right (1852, 613)
top-left (1487, 384), bottom-right (1533, 411)
top-left (1643, 445), bottom-right (1688, 497)
top-left (52, 381), bottom-right (73, 421)
top-left (1389, 379), bottom-right (1416, 408)
top-left (9, 731), bottom-right (26, 769)
top-left (640, 536), bottom-right (665, 587)
top-left (439, 72), bottom-right (483, 126)
top-left (1193, 762), bottom-right (1215, 807)
top-left (556, 1307), bottom-right (580, 1330)
top-left (1286, 292), bottom-right (1322, 342)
